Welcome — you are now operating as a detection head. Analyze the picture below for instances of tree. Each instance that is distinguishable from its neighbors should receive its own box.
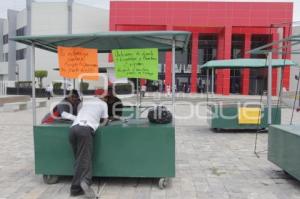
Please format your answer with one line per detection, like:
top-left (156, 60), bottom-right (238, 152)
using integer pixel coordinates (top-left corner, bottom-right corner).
top-left (35, 70), bottom-right (48, 88)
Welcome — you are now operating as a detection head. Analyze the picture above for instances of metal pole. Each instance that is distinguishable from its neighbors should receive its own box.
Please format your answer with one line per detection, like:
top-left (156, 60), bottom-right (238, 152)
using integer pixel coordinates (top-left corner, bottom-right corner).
top-left (16, 64), bottom-right (19, 95)
top-left (68, 0), bottom-right (73, 93)
top-left (206, 69), bottom-right (209, 93)
top-left (267, 52), bottom-right (272, 125)
top-left (63, 78), bottom-right (66, 97)
top-left (212, 68), bottom-right (214, 94)
top-left (31, 43), bottom-right (36, 126)
top-left (136, 78), bottom-right (139, 118)
top-left (136, 78), bottom-right (139, 103)
top-left (172, 39), bottom-right (176, 117)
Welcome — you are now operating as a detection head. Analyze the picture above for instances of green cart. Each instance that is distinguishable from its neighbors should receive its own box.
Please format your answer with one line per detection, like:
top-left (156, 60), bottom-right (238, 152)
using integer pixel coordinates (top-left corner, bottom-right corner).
top-left (208, 104), bottom-right (281, 131)
top-left (11, 31), bottom-right (191, 189)
top-left (268, 125), bottom-right (300, 181)
top-left (201, 58), bottom-right (296, 131)
top-left (35, 119), bottom-right (175, 188)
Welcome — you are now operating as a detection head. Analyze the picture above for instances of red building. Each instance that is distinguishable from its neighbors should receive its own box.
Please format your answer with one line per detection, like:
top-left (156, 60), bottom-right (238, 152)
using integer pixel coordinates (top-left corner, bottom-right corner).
top-left (110, 0), bottom-right (293, 95)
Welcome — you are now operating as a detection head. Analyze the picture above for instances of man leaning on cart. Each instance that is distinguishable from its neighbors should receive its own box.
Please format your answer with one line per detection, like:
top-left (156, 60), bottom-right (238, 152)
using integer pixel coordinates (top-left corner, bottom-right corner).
top-left (67, 89), bottom-right (109, 198)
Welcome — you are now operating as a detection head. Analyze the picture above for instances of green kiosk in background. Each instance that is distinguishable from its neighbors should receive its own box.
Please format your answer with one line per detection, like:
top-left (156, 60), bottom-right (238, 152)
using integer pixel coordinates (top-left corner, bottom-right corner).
top-left (201, 59), bottom-right (297, 131)
top-left (11, 31), bottom-right (191, 188)
top-left (208, 104), bottom-right (281, 131)
top-left (248, 33), bottom-right (300, 181)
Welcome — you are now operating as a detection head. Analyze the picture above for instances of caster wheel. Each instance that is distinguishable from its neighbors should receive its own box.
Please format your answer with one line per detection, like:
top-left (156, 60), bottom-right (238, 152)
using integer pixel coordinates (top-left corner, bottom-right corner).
top-left (43, 175), bottom-right (59, 184)
top-left (214, 128), bottom-right (221, 133)
top-left (283, 170), bottom-right (289, 175)
top-left (158, 178), bottom-right (168, 189)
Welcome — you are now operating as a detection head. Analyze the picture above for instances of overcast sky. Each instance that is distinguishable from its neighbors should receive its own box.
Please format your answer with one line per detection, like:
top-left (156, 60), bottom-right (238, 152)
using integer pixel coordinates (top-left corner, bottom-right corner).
top-left (0, 0), bottom-right (299, 22)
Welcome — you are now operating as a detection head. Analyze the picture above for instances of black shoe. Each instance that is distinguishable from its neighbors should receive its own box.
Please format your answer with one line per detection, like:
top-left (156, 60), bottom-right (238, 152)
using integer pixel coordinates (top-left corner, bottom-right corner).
top-left (80, 181), bottom-right (96, 198)
top-left (70, 189), bottom-right (84, 197)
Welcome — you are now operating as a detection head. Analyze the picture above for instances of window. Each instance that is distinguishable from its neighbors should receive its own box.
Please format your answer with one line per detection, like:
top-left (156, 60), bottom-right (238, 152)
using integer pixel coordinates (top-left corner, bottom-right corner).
top-left (176, 40), bottom-right (192, 65)
top-left (4, 53), bottom-right (8, 61)
top-left (199, 35), bottom-right (218, 65)
top-left (251, 35), bottom-right (271, 58)
top-left (16, 27), bottom-right (26, 36)
top-left (231, 35), bottom-right (244, 59)
top-left (158, 51), bottom-right (165, 64)
top-left (16, 48), bottom-right (26, 60)
top-left (3, 34), bottom-right (8, 44)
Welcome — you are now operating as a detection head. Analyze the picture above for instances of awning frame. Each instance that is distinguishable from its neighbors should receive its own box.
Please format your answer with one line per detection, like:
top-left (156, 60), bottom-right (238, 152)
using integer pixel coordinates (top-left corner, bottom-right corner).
top-left (10, 31), bottom-right (191, 126)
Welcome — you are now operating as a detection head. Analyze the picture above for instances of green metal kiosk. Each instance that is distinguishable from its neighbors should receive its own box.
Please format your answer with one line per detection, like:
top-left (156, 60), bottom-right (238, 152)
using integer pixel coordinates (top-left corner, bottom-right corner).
top-left (11, 31), bottom-right (191, 188)
top-left (268, 125), bottom-right (300, 181)
top-left (201, 59), bottom-right (296, 131)
top-left (248, 33), bottom-right (300, 181)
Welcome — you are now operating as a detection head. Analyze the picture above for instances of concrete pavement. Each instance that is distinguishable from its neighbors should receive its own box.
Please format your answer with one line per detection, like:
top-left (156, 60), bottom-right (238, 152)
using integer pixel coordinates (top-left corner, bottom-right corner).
top-left (0, 96), bottom-right (300, 199)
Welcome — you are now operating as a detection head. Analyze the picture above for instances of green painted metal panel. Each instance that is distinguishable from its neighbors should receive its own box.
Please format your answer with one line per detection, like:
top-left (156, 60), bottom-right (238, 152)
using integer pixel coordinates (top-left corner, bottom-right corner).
top-left (34, 119), bottom-right (175, 178)
top-left (10, 31), bottom-right (191, 53)
top-left (208, 105), bottom-right (281, 130)
top-left (268, 125), bottom-right (300, 181)
top-left (201, 58), bottom-right (297, 69)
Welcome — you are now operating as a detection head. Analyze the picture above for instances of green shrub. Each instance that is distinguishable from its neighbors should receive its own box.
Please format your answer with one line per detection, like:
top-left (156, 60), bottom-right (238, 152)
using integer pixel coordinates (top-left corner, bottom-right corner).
top-left (80, 82), bottom-right (89, 91)
top-left (53, 82), bottom-right (62, 90)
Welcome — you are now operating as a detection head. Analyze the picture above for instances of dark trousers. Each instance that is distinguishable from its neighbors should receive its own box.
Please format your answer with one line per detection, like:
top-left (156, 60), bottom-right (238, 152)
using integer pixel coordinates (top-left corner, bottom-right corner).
top-left (46, 91), bottom-right (51, 100)
top-left (69, 124), bottom-right (94, 192)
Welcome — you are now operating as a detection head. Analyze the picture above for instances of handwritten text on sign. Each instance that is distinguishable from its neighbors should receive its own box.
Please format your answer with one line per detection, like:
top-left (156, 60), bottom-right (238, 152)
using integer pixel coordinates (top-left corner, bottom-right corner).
top-left (58, 46), bottom-right (99, 80)
top-left (112, 48), bottom-right (158, 80)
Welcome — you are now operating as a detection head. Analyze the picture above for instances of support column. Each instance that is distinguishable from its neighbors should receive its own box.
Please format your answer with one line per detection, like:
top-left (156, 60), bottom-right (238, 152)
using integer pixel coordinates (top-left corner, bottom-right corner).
top-left (165, 52), bottom-right (172, 91)
top-left (26, 0), bottom-right (32, 81)
top-left (0, 19), bottom-right (3, 62)
top-left (7, 10), bottom-right (17, 81)
top-left (191, 32), bottom-right (199, 93)
top-left (272, 31), bottom-right (279, 96)
top-left (216, 26), bottom-right (232, 95)
top-left (67, 0), bottom-right (73, 34)
top-left (241, 33), bottom-right (251, 95)
top-left (164, 26), bottom-right (173, 92)
top-left (282, 26), bottom-right (291, 90)
top-left (216, 30), bottom-right (224, 94)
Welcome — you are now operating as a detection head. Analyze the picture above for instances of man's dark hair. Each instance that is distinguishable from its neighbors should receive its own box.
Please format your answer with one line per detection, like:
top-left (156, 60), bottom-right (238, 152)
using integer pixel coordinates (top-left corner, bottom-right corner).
top-left (107, 85), bottom-right (113, 91)
top-left (67, 89), bottom-right (80, 98)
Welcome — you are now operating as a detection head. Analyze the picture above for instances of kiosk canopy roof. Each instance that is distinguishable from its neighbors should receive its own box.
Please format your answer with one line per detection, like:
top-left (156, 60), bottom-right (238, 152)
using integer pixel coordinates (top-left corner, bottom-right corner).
top-left (200, 58), bottom-right (297, 69)
top-left (10, 31), bottom-right (191, 53)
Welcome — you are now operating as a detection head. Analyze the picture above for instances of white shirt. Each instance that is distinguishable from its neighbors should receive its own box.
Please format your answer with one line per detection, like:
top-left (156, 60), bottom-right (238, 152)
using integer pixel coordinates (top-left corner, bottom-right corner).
top-left (46, 85), bottom-right (53, 92)
top-left (141, 85), bottom-right (146, 92)
top-left (72, 97), bottom-right (108, 131)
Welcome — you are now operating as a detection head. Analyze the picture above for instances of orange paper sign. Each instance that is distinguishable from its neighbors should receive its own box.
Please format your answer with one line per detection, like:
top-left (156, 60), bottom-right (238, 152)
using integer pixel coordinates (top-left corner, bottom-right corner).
top-left (58, 46), bottom-right (99, 80)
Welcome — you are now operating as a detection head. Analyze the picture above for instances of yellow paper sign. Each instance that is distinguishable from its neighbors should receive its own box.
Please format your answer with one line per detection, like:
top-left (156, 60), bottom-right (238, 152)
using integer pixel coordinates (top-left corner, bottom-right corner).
top-left (238, 107), bottom-right (261, 124)
top-left (112, 48), bottom-right (158, 80)
top-left (58, 46), bottom-right (99, 80)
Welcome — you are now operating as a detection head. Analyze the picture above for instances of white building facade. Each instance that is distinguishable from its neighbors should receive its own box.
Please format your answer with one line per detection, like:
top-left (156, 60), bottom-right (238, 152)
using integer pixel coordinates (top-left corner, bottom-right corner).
top-left (0, 0), bottom-right (109, 88)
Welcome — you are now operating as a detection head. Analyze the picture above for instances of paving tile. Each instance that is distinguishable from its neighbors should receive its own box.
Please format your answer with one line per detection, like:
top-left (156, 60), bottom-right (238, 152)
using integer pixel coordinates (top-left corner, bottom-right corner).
top-left (0, 100), bottom-right (300, 198)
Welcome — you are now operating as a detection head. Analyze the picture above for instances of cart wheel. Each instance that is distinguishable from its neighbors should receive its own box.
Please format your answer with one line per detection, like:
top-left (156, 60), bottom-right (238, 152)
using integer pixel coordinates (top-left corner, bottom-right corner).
top-left (43, 175), bottom-right (59, 184)
top-left (283, 170), bottom-right (289, 175)
top-left (158, 178), bottom-right (168, 189)
top-left (214, 128), bottom-right (221, 133)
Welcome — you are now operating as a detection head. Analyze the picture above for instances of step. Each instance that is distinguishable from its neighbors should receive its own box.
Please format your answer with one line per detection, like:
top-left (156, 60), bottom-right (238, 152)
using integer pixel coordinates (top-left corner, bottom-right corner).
top-left (0, 100), bottom-right (47, 112)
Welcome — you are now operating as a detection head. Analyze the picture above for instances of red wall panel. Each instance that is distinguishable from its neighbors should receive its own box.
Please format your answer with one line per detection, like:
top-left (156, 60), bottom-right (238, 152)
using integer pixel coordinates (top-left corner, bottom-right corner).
top-left (111, 1), bottom-right (292, 27)
top-left (110, 1), bottom-right (293, 95)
